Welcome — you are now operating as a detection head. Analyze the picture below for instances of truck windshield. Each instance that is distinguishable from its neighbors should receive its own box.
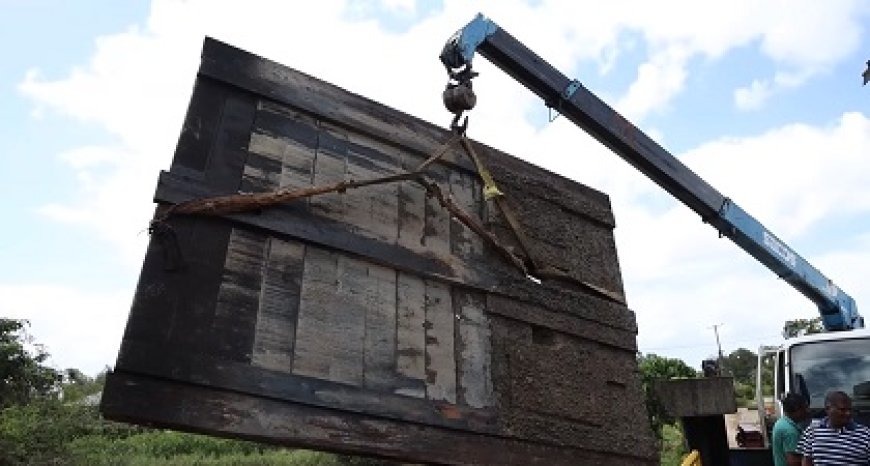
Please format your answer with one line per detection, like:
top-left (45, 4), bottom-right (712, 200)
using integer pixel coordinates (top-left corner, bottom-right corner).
top-left (790, 337), bottom-right (870, 409)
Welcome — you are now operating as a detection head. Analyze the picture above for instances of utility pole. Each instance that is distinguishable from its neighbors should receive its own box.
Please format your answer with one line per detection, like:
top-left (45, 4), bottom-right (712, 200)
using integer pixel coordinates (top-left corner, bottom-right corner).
top-left (710, 323), bottom-right (725, 376)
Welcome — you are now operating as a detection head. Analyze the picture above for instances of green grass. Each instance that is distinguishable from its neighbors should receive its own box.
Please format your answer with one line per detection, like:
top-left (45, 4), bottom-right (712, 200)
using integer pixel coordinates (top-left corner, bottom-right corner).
top-left (68, 449), bottom-right (345, 466)
top-left (62, 431), bottom-right (389, 466)
top-left (660, 423), bottom-right (688, 466)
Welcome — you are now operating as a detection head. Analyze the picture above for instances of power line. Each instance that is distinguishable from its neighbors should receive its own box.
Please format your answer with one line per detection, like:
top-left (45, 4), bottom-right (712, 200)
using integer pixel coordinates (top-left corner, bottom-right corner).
top-left (639, 334), bottom-right (783, 352)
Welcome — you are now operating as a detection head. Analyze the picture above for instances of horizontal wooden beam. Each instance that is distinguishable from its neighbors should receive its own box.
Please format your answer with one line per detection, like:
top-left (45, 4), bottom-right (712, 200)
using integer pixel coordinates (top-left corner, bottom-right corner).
top-left (115, 341), bottom-right (497, 433)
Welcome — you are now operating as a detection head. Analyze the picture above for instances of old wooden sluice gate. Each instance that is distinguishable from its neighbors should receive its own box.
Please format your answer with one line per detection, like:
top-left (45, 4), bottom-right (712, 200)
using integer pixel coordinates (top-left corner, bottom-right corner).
top-left (100, 38), bottom-right (658, 465)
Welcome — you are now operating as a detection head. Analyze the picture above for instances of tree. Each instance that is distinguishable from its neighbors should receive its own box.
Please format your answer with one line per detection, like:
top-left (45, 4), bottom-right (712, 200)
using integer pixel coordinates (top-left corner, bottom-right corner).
top-left (722, 348), bottom-right (757, 385)
top-left (0, 396), bottom-right (104, 465)
top-left (714, 348), bottom-right (775, 407)
top-left (0, 319), bottom-right (61, 408)
top-left (60, 368), bottom-right (107, 404)
top-left (637, 353), bottom-right (698, 441)
top-left (782, 317), bottom-right (823, 339)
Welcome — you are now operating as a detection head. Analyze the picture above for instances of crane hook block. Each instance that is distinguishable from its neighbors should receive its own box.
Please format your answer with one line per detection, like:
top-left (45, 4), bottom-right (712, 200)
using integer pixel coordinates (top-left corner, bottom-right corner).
top-left (443, 81), bottom-right (477, 114)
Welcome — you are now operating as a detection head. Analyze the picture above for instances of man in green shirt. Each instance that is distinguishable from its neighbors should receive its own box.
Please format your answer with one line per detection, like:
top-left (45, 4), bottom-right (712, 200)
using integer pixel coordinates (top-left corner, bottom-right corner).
top-left (772, 392), bottom-right (809, 466)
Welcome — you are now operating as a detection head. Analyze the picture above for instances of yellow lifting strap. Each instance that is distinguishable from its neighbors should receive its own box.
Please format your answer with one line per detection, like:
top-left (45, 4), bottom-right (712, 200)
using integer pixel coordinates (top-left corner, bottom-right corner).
top-left (459, 136), bottom-right (504, 200)
top-left (681, 450), bottom-right (702, 466)
top-left (458, 136), bottom-right (537, 266)
top-left (457, 133), bottom-right (627, 305)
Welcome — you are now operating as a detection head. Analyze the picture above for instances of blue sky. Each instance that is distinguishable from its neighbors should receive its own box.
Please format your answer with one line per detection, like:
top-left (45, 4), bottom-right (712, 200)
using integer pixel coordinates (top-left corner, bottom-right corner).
top-left (2, 0), bottom-right (869, 375)
top-left (1, 1), bottom-right (148, 288)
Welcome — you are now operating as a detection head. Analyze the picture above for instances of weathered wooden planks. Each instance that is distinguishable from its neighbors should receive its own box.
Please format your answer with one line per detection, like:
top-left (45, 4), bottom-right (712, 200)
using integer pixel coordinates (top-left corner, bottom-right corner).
top-left (423, 279), bottom-right (456, 404)
top-left (251, 237), bottom-right (304, 373)
top-left (395, 272), bottom-right (427, 398)
top-left (102, 37), bottom-right (657, 465)
top-left (293, 248), bottom-right (366, 386)
top-left (455, 289), bottom-right (492, 408)
top-left (212, 228), bottom-right (265, 362)
top-left (103, 372), bottom-right (652, 466)
top-left (292, 248), bottom-right (401, 389)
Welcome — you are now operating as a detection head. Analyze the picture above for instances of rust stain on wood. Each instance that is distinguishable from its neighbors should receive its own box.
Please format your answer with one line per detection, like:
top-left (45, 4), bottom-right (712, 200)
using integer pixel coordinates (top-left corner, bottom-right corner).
top-left (438, 403), bottom-right (463, 420)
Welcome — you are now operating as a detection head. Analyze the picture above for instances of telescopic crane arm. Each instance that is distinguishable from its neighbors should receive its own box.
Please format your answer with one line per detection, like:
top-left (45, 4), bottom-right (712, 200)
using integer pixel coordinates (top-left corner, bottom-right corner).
top-left (440, 13), bottom-right (862, 331)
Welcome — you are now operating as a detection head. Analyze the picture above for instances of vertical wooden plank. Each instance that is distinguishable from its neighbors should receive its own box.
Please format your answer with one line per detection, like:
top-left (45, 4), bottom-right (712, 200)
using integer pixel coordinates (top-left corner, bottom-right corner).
top-left (449, 170), bottom-right (485, 261)
top-left (397, 166), bottom-right (427, 254)
top-left (310, 123), bottom-right (348, 221)
top-left (345, 132), bottom-right (401, 243)
top-left (251, 237), bottom-right (305, 373)
top-left (395, 272), bottom-right (426, 398)
top-left (212, 228), bottom-right (267, 362)
top-left (293, 247), bottom-right (365, 386)
top-left (422, 164), bottom-right (451, 261)
top-left (362, 263), bottom-right (397, 391)
top-left (292, 247), bottom-right (336, 380)
top-left (206, 93), bottom-right (258, 192)
top-left (455, 290), bottom-right (494, 408)
top-left (331, 255), bottom-right (368, 385)
top-left (424, 280), bottom-right (456, 403)
top-left (244, 134), bottom-right (283, 191)
top-left (330, 255), bottom-right (378, 386)
top-left (171, 77), bottom-right (226, 174)
top-left (278, 127), bottom-right (316, 191)
top-left (245, 102), bottom-right (319, 194)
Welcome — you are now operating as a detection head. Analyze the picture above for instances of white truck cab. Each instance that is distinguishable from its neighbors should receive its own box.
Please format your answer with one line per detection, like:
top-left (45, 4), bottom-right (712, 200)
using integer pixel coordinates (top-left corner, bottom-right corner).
top-left (758, 329), bottom-right (870, 444)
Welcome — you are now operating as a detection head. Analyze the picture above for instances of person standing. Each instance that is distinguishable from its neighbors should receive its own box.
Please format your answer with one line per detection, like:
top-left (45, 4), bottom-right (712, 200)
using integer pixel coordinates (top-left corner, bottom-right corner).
top-left (797, 391), bottom-right (870, 465)
top-left (772, 392), bottom-right (809, 466)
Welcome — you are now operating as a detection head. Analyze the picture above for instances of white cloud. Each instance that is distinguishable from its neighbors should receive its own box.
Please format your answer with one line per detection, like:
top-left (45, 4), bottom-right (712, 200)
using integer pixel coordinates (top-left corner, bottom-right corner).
top-left (12, 0), bottom-right (870, 372)
top-left (616, 46), bottom-right (690, 120)
top-left (734, 69), bottom-right (816, 111)
top-left (566, 0), bottom-right (869, 116)
top-left (59, 145), bottom-right (125, 170)
top-left (731, 0), bottom-right (869, 110)
top-left (683, 112), bottom-right (870, 237)
top-left (0, 284), bottom-right (131, 375)
top-left (735, 79), bottom-right (773, 111)
top-left (758, 0), bottom-right (866, 68)
top-left (34, 144), bottom-right (154, 268)
top-left (380, 0), bottom-right (417, 14)
top-left (630, 112), bottom-right (870, 361)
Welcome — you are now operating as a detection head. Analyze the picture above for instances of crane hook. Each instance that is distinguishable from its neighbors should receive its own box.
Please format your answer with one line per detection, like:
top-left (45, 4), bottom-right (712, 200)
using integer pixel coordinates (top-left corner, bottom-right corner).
top-left (443, 63), bottom-right (478, 134)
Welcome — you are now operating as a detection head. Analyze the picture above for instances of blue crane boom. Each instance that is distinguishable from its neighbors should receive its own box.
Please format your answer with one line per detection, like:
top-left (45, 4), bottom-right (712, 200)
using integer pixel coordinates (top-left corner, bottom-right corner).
top-left (440, 13), bottom-right (862, 331)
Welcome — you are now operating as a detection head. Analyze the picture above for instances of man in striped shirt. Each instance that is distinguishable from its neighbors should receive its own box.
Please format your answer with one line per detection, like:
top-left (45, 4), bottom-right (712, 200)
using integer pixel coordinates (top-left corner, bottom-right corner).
top-left (797, 391), bottom-right (870, 465)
